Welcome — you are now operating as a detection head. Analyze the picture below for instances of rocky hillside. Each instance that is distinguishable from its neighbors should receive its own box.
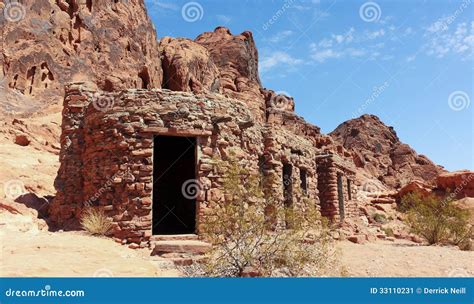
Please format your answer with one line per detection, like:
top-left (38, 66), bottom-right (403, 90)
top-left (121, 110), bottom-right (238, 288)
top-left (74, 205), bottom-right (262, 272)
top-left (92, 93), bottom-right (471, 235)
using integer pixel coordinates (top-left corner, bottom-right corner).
top-left (330, 114), bottom-right (445, 189)
top-left (1, 0), bottom-right (162, 115)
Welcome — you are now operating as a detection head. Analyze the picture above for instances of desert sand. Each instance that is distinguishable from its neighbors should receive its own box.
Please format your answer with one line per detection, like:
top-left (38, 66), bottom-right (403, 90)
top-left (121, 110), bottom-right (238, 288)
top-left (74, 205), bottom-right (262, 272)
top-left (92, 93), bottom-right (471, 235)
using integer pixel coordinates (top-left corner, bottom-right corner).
top-left (1, 214), bottom-right (472, 278)
top-left (338, 240), bottom-right (473, 277)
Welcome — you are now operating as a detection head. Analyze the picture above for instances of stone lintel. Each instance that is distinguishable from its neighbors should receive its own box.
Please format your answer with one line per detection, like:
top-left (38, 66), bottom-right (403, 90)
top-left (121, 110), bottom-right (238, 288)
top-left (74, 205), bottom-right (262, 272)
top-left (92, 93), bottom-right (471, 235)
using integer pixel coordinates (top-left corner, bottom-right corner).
top-left (142, 127), bottom-right (212, 137)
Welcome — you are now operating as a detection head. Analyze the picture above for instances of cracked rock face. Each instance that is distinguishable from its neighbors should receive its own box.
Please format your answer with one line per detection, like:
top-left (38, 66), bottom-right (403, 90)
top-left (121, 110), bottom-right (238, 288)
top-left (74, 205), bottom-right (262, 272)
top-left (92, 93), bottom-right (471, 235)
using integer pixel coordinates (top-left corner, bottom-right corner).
top-left (0, 0), bottom-right (162, 114)
top-left (195, 27), bottom-right (265, 119)
top-left (330, 114), bottom-right (445, 188)
top-left (160, 37), bottom-right (220, 94)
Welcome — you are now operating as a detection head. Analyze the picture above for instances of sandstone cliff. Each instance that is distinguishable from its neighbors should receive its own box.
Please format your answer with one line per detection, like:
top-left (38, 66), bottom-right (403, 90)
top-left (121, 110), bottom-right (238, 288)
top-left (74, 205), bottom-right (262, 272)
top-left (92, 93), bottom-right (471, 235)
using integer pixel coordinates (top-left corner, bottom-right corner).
top-left (160, 27), bottom-right (266, 120)
top-left (0, 0), bottom-right (162, 115)
top-left (330, 114), bottom-right (445, 188)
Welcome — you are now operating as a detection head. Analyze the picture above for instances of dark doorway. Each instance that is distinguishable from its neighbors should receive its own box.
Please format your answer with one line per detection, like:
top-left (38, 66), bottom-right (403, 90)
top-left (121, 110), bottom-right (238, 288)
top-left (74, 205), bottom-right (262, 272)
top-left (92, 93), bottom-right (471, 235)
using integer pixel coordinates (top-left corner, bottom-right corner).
top-left (283, 163), bottom-right (293, 228)
top-left (337, 174), bottom-right (345, 221)
top-left (300, 168), bottom-right (308, 196)
top-left (283, 163), bottom-right (293, 207)
top-left (153, 136), bottom-right (196, 235)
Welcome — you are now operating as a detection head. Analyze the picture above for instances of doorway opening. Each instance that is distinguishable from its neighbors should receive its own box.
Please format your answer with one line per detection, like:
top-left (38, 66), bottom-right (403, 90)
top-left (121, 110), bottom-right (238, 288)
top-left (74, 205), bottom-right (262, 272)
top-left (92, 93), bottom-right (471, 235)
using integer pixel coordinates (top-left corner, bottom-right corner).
top-left (283, 163), bottom-right (293, 228)
top-left (337, 174), bottom-right (345, 221)
top-left (152, 136), bottom-right (196, 235)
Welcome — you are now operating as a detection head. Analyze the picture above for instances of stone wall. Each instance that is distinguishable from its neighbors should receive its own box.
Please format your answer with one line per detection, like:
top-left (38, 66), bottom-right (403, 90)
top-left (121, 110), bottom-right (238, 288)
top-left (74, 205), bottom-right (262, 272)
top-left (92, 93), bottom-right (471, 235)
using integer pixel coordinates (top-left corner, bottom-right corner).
top-left (50, 82), bottom-right (360, 246)
top-left (316, 154), bottom-right (358, 221)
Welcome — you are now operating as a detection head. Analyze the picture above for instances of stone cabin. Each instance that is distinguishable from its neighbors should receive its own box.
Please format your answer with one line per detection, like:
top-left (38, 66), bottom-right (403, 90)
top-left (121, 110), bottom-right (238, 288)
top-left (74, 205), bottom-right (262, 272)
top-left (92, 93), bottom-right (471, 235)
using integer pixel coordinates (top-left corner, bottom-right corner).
top-left (49, 82), bottom-right (360, 247)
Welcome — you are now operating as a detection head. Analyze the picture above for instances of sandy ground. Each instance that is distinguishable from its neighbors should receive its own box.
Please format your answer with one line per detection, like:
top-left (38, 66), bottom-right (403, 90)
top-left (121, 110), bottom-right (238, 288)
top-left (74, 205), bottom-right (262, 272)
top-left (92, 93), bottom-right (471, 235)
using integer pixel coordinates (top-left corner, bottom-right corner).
top-left (1, 219), bottom-right (472, 278)
top-left (0, 229), bottom-right (179, 277)
top-left (0, 112), bottom-right (61, 198)
top-left (338, 240), bottom-right (474, 277)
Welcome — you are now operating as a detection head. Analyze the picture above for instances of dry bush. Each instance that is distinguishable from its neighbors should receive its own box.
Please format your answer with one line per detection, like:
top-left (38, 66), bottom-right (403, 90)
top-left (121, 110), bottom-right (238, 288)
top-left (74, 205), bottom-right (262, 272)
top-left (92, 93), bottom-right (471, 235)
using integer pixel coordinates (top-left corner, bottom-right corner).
top-left (184, 154), bottom-right (339, 277)
top-left (80, 208), bottom-right (113, 236)
top-left (401, 193), bottom-right (472, 248)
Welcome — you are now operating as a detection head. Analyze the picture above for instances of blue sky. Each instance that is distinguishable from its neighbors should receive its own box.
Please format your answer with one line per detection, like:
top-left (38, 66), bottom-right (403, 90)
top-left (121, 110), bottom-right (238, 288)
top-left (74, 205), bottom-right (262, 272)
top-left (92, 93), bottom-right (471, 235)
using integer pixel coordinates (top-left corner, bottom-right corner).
top-left (144, 0), bottom-right (473, 171)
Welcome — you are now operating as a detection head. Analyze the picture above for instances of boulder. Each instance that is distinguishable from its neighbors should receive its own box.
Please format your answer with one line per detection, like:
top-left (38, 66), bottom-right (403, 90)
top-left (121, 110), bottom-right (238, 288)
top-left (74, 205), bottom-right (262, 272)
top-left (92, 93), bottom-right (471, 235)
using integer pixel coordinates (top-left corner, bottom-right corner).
top-left (437, 171), bottom-right (474, 198)
top-left (14, 134), bottom-right (30, 146)
top-left (398, 180), bottom-right (433, 199)
top-left (347, 235), bottom-right (367, 244)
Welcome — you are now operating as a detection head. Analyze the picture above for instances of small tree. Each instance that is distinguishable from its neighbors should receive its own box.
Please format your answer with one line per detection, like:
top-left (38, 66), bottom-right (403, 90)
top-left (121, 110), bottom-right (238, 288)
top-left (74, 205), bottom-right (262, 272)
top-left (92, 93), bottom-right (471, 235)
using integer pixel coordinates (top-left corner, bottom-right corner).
top-left (401, 193), bottom-right (471, 247)
top-left (185, 154), bottom-right (338, 277)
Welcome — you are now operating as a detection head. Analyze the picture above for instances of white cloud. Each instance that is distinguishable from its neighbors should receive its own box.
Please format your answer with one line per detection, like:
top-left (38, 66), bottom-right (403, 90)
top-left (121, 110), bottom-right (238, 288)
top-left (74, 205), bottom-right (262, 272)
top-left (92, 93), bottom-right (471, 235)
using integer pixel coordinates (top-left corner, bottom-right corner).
top-left (146, 0), bottom-right (179, 11)
top-left (332, 28), bottom-right (355, 44)
top-left (260, 51), bottom-right (304, 72)
top-left (425, 21), bottom-right (474, 59)
top-left (365, 29), bottom-right (385, 40)
top-left (309, 27), bottom-right (388, 63)
top-left (406, 54), bottom-right (417, 62)
top-left (268, 30), bottom-right (294, 43)
top-left (311, 49), bottom-right (342, 62)
top-left (318, 38), bottom-right (333, 48)
top-left (216, 14), bottom-right (231, 24)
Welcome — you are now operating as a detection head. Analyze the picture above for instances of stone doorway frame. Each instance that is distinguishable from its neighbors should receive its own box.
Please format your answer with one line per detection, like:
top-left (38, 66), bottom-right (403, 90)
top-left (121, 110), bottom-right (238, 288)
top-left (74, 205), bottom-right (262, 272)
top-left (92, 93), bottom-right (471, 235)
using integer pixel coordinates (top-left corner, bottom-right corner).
top-left (143, 127), bottom-right (212, 236)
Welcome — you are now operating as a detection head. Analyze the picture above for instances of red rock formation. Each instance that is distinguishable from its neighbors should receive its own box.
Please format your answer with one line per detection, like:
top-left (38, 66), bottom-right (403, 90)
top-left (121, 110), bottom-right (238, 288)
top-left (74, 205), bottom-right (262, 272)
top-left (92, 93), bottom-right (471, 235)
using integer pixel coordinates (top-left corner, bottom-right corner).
top-left (160, 37), bottom-right (220, 94)
top-left (437, 171), bottom-right (474, 198)
top-left (195, 27), bottom-right (265, 119)
top-left (1, 0), bottom-right (162, 113)
top-left (330, 114), bottom-right (444, 189)
top-left (397, 180), bottom-right (433, 199)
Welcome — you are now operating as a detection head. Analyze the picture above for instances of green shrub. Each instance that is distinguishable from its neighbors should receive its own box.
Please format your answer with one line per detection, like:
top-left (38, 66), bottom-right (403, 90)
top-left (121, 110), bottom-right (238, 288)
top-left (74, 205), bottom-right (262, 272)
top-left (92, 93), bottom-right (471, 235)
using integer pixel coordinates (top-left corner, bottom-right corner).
top-left (373, 213), bottom-right (387, 224)
top-left (401, 193), bottom-right (471, 246)
top-left (382, 227), bottom-right (394, 237)
top-left (80, 208), bottom-right (113, 236)
top-left (184, 153), bottom-right (338, 277)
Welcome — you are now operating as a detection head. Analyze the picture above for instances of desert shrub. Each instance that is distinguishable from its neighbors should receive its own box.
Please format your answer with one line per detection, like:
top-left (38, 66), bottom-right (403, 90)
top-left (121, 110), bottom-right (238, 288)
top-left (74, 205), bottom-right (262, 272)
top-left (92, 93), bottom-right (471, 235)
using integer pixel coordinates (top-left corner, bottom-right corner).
top-left (401, 193), bottom-right (471, 247)
top-left (372, 213), bottom-right (387, 224)
top-left (80, 208), bottom-right (113, 236)
top-left (381, 227), bottom-right (394, 237)
top-left (185, 154), bottom-right (338, 277)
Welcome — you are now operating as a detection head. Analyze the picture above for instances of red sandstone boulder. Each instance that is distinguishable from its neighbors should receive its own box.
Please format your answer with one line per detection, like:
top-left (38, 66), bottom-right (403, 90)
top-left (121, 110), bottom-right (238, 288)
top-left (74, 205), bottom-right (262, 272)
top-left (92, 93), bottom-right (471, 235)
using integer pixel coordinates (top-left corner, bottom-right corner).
top-left (347, 235), bottom-right (367, 244)
top-left (160, 37), bottom-right (220, 94)
top-left (437, 171), bottom-right (474, 198)
top-left (14, 134), bottom-right (30, 146)
top-left (398, 180), bottom-right (433, 199)
top-left (330, 114), bottom-right (444, 189)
